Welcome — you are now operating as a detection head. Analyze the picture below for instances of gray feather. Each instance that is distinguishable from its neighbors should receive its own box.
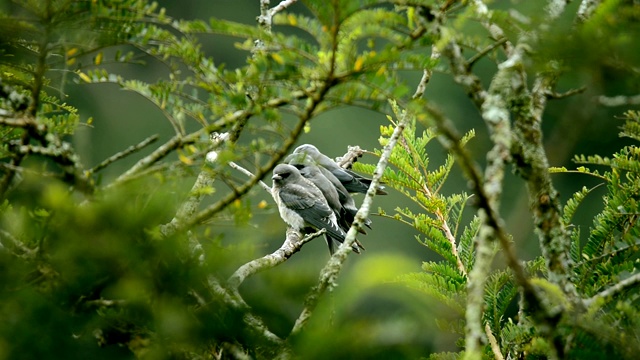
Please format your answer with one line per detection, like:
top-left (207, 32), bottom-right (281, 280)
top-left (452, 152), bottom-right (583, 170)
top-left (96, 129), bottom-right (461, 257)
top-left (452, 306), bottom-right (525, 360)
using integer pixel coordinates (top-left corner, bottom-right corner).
top-left (272, 163), bottom-right (364, 254)
top-left (293, 144), bottom-right (387, 195)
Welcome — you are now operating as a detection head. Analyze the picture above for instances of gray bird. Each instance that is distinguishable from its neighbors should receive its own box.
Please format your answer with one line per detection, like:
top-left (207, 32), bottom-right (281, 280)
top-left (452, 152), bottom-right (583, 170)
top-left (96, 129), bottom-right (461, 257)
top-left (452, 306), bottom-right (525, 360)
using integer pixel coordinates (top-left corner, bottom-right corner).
top-left (271, 164), bottom-right (363, 254)
top-left (292, 144), bottom-right (387, 195)
top-left (286, 152), bottom-right (372, 233)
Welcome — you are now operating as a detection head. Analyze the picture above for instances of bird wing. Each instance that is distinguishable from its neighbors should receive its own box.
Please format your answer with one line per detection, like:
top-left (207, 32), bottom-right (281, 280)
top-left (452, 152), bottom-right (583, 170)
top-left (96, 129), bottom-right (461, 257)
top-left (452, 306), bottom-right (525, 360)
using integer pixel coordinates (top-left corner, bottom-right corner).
top-left (298, 165), bottom-right (343, 213)
top-left (328, 167), bottom-right (370, 194)
top-left (278, 184), bottom-right (345, 241)
top-left (344, 169), bottom-right (388, 195)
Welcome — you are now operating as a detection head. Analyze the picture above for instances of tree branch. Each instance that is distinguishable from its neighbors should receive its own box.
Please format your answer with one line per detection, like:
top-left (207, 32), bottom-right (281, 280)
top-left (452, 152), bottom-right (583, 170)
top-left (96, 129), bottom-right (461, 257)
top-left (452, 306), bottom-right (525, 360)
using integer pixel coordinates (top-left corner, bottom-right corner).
top-left (585, 272), bottom-right (640, 308)
top-left (88, 134), bottom-right (159, 174)
top-left (207, 275), bottom-right (283, 345)
top-left (467, 38), bottom-right (509, 69)
top-left (597, 94), bottom-right (640, 107)
top-left (485, 323), bottom-right (505, 360)
top-left (517, 66), bottom-right (578, 301)
top-left (227, 228), bottom-right (325, 289)
top-left (0, 229), bottom-right (36, 260)
top-left (422, 102), bottom-right (548, 325)
top-left (576, 0), bottom-right (602, 23)
top-left (111, 110), bottom-right (247, 187)
top-left (413, 45), bottom-right (440, 99)
top-left (463, 46), bottom-right (519, 355)
top-left (269, 0), bottom-right (298, 17)
top-left (545, 86), bottom-right (587, 100)
top-left (229, 161), bottom-right (271, 193)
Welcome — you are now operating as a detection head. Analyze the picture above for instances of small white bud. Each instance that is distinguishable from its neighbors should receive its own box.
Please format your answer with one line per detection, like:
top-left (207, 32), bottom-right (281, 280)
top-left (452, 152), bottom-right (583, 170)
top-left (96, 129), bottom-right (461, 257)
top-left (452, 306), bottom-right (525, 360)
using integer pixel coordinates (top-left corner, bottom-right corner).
top-left (206, 151), bottom-right (218, 163)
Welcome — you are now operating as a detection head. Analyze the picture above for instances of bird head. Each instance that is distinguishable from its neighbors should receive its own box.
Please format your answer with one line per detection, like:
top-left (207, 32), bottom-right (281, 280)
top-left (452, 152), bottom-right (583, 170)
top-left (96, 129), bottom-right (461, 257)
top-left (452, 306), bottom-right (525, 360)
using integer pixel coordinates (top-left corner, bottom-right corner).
top-left (272, 164), bottom-right (300, 183)
top-left (286, 150), bottom-right (317, 168)
top-left (293, 144), bottom-right (319, 156)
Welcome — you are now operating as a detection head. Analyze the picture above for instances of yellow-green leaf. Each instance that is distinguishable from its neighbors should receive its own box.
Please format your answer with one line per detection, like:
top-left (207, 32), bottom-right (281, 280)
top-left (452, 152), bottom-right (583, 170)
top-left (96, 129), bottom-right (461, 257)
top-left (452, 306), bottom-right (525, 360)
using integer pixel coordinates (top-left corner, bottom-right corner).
top-left (271, 53), bottom-right (285, 65)
top-left (354, 56), bottom-right (364, 71)
top-left (78, 72), bottom-right (91, 83)
top-left (178, 153), bottom-right (194, 165)
top-left (287, 13), bottom-right (297, 26)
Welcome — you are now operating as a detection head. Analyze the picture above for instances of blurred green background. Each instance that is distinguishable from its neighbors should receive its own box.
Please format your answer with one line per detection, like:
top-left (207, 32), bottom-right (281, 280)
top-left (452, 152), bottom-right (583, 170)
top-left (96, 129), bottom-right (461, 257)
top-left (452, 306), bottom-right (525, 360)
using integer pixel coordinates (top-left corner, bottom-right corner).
top-left (21, 0), bottom-right (636, 355)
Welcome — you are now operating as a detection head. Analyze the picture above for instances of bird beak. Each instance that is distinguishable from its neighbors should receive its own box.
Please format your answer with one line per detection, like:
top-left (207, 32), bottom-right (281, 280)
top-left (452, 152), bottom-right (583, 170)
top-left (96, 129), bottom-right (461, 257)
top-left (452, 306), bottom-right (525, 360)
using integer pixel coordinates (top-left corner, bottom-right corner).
top-left (272, 174), bottom-right (281, 181)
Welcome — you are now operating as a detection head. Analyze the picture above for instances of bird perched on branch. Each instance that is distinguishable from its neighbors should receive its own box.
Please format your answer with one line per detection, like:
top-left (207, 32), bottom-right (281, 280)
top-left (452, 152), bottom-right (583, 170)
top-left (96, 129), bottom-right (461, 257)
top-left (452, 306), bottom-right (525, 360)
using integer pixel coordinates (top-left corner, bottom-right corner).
top-left (292, 144), bottom-right (387, 195)
top-left (271, 164), bottom-right (364, 254)
top-left (286, 151), bottom-right (372, 233)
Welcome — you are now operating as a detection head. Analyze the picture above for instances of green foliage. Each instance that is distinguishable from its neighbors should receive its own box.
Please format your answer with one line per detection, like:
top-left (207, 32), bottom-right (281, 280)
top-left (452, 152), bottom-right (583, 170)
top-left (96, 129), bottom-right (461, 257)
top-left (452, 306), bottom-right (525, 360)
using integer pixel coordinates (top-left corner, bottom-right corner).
top-left (548, 111), bottom-right (640, 358)
top-left (562, 112), bottom-right (640, 298)
top-left (0, 178), bottom-right (261, 358)
top-left (355, 103), bottom-right (478, 273)
top-left (3, 0), bottom-right (640, 359)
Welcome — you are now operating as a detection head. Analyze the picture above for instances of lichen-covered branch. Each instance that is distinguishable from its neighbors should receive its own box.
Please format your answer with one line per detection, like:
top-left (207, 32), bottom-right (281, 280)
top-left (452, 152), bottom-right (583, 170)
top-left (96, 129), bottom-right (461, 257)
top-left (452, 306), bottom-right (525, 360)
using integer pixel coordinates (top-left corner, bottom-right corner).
top-left (412, 45), bottom-right (440, 100)
top-left (227, 229), bottom-right (325, 289)
top-left (513, 71), bottom-right (577, 299)
top-left (207, 275), bottom-right (284, 346)
top-left (485, 323), bottom-right (505, 360)
top-left (585, 272), bottom-right (640, 308)
top-left (576, 0), bottom-right (602, 23)
top-left (463, 51), bottom-right (517, 356)
top-left (441, 18), bottom-right (521, 360)
top-left (422, 102), bottom-right (546, 319)
top-left (597, 94), bottom-right (640, 107)
top-left (0, 229), bottom-right (36, 260)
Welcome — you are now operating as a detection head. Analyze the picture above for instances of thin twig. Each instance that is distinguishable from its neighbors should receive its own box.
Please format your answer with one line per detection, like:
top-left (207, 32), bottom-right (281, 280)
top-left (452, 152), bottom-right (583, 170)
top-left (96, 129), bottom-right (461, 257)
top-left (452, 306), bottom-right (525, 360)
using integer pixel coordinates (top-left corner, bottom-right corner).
top-left (111, 111), bottom-right (243, 187)
top-left (269, 0), bottom-right (298, 16)
top-left (413, 45), bottom-right (440, 99)
top-left (112, 86), bottom-right (312, 186)
top-left (467, 38), bottom-right (508, 68)
top-left (545, 86), bottom-right (586, 100)
top-left (89, 134), bottom-right (159, 174)
top-left (0, 229), bottom-right (36, 259)
top-left (585, 272), bottom-right (640, 308)
top-left (470, 0), bottom-right (513, 54)
top-left (229, 161), bottom-right (271, 193)
top-left (597, 94), bottom-right (640, 107)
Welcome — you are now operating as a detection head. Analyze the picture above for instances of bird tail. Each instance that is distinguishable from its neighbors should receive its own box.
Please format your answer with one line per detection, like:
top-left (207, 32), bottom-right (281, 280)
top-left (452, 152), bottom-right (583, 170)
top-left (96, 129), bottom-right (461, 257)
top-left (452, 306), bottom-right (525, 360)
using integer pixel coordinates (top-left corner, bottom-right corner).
top-left (324, 234), bottom-right (364, 255)
top-left (341, 207), bottom-right (372, 232)
top-left (324, 234), bottom-right (336, 255)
